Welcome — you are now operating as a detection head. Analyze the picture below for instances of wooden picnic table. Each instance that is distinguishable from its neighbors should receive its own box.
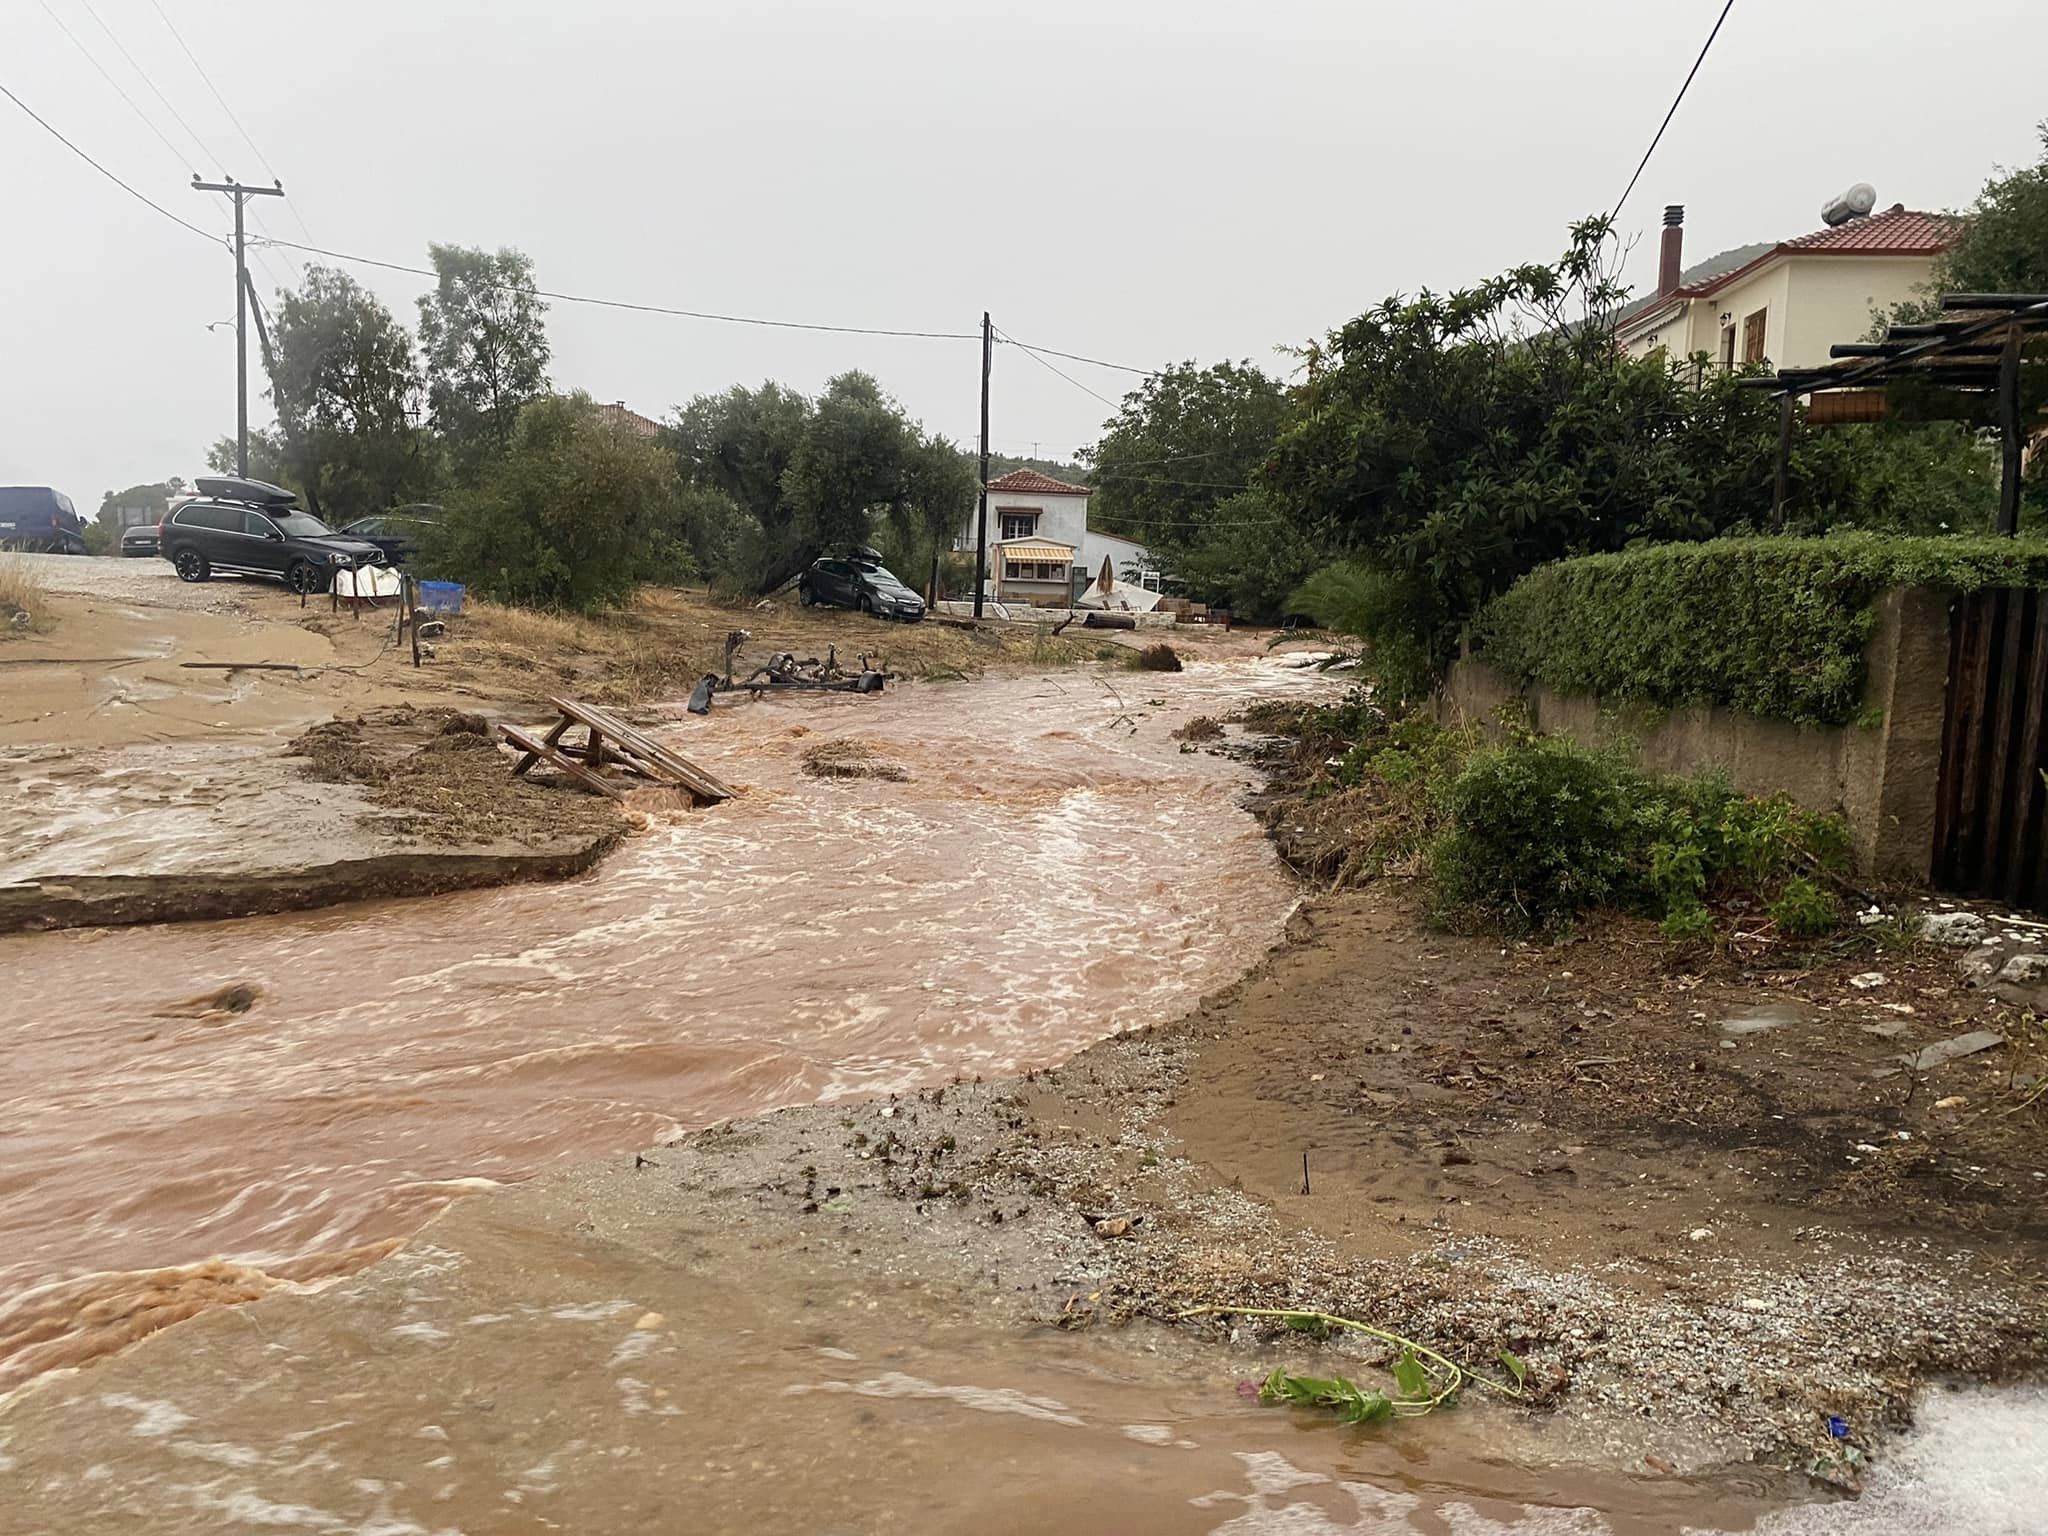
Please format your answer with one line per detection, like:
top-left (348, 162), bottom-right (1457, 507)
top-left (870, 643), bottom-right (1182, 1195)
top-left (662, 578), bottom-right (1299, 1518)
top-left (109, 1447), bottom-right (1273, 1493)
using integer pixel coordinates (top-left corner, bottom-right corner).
top-left (499, 696), bottom-right (734, 804)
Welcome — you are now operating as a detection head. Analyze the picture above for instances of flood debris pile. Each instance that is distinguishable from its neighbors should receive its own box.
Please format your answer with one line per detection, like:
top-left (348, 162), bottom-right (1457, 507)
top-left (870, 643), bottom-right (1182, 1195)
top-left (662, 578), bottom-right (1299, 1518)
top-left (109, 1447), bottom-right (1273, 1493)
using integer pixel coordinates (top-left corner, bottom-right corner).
top-left (498, 696), bottom-right (734, 805)
top-left (292, 705), bottom-right (623, 848)
top-left (799, 739), bottom-right (910, 782)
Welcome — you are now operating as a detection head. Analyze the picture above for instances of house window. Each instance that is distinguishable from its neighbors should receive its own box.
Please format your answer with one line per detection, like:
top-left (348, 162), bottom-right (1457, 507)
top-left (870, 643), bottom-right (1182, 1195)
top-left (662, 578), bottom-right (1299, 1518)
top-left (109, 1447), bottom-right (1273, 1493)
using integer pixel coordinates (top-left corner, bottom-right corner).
top-left (999, 510), bottom-right (1037, 540)
top-left (1742, 308), bottom-right (1768, 364)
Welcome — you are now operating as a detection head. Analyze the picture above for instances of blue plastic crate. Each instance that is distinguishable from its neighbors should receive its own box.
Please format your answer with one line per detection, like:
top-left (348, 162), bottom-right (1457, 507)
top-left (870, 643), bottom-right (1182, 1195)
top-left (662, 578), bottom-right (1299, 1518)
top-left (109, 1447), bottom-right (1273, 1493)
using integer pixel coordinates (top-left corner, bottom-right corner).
top-left (417, 580), bottom-right (465, 614)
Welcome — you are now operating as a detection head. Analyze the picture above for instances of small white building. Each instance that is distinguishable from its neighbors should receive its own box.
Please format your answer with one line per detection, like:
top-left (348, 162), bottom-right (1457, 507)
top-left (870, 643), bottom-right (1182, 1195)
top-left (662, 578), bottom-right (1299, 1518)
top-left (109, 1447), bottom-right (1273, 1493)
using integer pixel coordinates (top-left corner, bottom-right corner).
top-left (956, 469), bottom-right (1155, 606)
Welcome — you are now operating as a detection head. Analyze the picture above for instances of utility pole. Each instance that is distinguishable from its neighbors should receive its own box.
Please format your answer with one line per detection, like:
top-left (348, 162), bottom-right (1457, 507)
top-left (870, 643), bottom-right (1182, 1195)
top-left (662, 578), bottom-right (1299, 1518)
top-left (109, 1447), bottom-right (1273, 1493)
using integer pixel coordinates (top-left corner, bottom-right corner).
top-left (192, 175), bottom-right (285, 478)
top-left (974, 311), bottom-right (992, 618)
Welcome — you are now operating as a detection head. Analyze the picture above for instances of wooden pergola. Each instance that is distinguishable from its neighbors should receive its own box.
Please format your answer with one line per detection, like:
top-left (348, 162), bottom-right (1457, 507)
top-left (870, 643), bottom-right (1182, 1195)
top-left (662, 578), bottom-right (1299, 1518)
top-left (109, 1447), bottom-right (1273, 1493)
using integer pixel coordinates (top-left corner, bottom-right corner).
top-left (1739, 293), bottom-right (2048, 533)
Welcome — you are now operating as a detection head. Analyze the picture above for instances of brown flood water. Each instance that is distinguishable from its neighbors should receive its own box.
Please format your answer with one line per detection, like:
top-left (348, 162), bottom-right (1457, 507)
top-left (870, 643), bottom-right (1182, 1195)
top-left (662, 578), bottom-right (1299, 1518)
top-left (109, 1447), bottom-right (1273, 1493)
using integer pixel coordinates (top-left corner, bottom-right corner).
top-left (0, 661), bottom-right (1331, 1390)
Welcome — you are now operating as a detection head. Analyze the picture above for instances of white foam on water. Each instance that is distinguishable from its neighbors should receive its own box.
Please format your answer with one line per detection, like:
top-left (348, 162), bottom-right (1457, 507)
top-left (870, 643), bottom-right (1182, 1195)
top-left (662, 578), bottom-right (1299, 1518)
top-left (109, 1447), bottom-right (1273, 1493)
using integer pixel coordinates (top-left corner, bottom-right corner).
top-left (785, 1370), bottom-right (1088, 1427)
top-left (1687, 1385), bottom-right (2048, 1536)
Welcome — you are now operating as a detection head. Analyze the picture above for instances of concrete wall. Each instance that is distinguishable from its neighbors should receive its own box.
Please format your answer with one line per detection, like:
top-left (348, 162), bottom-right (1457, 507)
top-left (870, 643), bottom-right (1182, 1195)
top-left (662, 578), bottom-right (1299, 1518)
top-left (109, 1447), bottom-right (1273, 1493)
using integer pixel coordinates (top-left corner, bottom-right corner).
top-left (1438, 586), bottom-right (1953, 879)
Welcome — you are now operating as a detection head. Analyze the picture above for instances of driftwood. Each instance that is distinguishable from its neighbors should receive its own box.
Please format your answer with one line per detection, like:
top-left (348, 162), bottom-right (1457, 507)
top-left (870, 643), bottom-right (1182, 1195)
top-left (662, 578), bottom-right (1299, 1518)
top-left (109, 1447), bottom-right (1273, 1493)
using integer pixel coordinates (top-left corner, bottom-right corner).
top-left (1082, 612), bottom-right (1137, 631)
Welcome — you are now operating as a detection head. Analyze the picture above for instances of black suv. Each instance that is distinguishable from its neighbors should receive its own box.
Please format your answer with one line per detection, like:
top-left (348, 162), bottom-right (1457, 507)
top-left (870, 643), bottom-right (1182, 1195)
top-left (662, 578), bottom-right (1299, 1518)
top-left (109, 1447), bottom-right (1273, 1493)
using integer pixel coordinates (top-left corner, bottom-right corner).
top-left (797, 551), bottom-right (926, 620)
top-left (159, 477), bottom-right (385, 594)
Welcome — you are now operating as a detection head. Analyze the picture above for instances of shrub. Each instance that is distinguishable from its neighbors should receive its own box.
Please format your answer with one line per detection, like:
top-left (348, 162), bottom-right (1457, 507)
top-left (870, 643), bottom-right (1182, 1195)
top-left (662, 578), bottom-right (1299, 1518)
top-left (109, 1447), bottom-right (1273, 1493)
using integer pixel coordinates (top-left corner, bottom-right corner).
top-left (1768, 876), bottom-right (1839, 937)
top-left (1132, 643), bottom-right (1183, 672)
top-left (1661, 903), bottom-right (1716, 943)
top-left (0, 555), bottom-right (50, 635)
top-left (1429, 737), bottom-right (1659, 934)
top-left (419, 393), bottom-right (693, 613)
top-left (1477, 533), bottom-right (2048, 725)
top-left (1423, 734), bottom-right (1851, 937)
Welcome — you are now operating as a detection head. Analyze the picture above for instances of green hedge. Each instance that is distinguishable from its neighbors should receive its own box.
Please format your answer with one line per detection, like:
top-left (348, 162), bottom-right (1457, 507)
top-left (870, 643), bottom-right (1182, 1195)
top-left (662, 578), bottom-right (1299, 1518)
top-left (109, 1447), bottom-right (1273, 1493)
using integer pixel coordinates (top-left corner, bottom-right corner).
top-left (1475, 534), bottom-right (2048, 726)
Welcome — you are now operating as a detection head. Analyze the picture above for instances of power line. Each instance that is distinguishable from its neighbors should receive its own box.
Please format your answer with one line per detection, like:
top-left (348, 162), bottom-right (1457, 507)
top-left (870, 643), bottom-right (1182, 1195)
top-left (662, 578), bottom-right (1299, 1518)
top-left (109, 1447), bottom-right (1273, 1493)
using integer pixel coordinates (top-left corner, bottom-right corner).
top-left (75, 0), bottom-right (220, 169)
top-left (995, 325), bottom-right (1123, 408)
top-left (0, 79), bottom-right (220, 241)
top-left (998, 334), bottom-right (1153, 376)
top-left (255, 236), bottom-right (982, 339)
top-left (1611, 0), bottom-right (1736, 220)
top-left (39, 0), bottom-right (193, 173)
top-left (143, 0), bottom-right (318, 245)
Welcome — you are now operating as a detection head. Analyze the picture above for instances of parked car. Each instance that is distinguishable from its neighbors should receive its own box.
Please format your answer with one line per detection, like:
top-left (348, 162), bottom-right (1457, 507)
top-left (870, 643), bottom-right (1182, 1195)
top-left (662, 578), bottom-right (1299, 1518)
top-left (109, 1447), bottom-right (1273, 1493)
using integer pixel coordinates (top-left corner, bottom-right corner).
top-left (157, 476), bottom-right (385, 594)
top-left (118, 523), bottom-right (160, 558)
top-left (338, 510), bottom-right (437, 566)
top-left (797, 552), bottom-right (926, 621)
top-left (0, 486), bottom-right (87, 554)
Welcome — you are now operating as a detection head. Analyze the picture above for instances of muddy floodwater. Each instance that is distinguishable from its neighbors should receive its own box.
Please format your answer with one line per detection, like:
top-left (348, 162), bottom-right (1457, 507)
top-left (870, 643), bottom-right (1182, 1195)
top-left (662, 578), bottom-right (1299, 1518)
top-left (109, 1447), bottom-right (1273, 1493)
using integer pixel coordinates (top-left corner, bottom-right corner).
top-left (0, 662), bottom-right (1332, 1389)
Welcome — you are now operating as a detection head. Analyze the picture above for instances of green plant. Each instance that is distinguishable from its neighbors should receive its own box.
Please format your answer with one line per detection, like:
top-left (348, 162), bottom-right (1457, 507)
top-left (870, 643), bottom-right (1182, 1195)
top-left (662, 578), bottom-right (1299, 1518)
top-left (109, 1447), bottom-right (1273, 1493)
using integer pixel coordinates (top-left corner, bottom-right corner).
top-left (1429, 737), bottom-right (1658, 934)
top-left (1768, 876), bottom-right (1839, 937)
top-left (419, 392), bottom-right (690, 613)
top-left (1178, 1306), bottom-right (1525, 1425)
top-left (1477, 534), bottom-right (2048, 725)
top-left (1661, 903), bottom-right (1716, 943)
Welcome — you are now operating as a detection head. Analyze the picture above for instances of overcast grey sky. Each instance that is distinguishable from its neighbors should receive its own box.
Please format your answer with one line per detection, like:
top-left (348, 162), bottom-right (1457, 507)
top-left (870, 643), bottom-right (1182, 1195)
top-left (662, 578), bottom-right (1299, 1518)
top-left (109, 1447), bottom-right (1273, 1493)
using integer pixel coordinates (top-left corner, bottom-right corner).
top-left (3, 0), bottom-right (2041, 510)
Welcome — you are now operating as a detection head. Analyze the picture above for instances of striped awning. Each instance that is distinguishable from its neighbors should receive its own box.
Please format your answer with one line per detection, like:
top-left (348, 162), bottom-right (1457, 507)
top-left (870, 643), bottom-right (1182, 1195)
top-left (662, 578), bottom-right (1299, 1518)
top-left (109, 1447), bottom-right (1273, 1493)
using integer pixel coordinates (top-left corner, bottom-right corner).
top-left (999, 543), bottom-right (1073, 562)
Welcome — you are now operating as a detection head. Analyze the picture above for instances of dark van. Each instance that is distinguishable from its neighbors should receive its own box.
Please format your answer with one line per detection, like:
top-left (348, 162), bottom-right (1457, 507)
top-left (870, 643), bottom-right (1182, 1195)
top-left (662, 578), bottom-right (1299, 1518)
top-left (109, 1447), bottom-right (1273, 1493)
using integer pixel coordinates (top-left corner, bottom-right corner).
top-left (0, 487), bottom-right (87, 554)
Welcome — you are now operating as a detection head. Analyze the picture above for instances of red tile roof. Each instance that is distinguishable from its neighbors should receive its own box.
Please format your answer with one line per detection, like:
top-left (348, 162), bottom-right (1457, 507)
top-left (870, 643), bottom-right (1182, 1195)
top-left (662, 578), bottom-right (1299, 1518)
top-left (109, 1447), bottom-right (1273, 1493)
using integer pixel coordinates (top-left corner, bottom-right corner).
top-left (594, 401), bottom-right (663, 439)
top-left (986, 468), bottom-right (1093, 496)
top-left (1676, 208), bottom-right (1959, 300)
top-left (1780, 207), bottom-right (1958, 255)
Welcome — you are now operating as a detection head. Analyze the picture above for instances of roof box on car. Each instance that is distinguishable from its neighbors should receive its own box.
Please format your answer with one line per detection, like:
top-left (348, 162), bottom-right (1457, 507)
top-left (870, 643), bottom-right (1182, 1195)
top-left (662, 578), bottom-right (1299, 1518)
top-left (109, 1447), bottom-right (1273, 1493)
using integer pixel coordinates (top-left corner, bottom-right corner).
top-left (192, 475), bottom-right (298, 508)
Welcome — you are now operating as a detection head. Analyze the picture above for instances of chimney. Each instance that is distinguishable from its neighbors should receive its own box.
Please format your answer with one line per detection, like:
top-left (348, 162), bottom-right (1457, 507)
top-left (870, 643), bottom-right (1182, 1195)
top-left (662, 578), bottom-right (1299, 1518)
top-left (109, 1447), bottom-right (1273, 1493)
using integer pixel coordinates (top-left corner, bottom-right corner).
top-left (1658, 205), bottom-right (1685, 297)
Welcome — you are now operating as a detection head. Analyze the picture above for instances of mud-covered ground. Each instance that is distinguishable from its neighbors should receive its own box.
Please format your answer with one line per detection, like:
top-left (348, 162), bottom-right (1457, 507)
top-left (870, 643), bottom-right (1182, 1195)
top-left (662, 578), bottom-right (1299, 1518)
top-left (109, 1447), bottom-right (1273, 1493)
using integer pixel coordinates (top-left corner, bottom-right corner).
top-left (2, 560), bottom-right (1242, 933)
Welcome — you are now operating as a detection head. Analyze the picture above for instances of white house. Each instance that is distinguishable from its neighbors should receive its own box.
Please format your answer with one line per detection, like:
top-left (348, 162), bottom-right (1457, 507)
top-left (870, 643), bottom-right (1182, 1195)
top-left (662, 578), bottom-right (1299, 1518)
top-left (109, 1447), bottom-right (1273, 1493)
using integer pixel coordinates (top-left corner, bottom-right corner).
top-left (956, 469), bottom-right (1154, 606)
top-left (1616, 202), bottom-right (1958, 371)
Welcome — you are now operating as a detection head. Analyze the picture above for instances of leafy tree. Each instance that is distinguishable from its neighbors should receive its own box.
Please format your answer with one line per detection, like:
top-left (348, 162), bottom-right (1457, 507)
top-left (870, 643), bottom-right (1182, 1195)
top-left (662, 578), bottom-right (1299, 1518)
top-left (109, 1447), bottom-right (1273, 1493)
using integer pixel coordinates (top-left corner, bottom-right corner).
top-left (419, 393), bottom-right (688, 612)
top-left (1896, 122), bottom-right (2048, 319)
top-left (1266, 217), bottom-right (1856, 674)
top-left (1161, 490), bottom-right (1322, 624)
top-left (1085, 360), bottom-right (1289, 547)
top-left (672, 380), bottom-right (812, 584)
top-left (673, 373), bottom-right (971, 591)
top-left (206, 428), bottom-right (295, 491)
top-left (416, 244), bottom-right (550, 467)
top-left (96, 478), bottom-right (185, 528)
top-left (266, 266), bottom-right (433, 523)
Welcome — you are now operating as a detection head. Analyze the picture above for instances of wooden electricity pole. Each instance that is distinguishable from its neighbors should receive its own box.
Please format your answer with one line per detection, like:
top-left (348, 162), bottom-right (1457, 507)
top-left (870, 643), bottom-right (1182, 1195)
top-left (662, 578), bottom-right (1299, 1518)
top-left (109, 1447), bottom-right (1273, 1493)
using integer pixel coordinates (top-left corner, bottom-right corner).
top-left (192, 175), bottom-right (285, 478)
top-left (974, 311), bottom-right (992, 618)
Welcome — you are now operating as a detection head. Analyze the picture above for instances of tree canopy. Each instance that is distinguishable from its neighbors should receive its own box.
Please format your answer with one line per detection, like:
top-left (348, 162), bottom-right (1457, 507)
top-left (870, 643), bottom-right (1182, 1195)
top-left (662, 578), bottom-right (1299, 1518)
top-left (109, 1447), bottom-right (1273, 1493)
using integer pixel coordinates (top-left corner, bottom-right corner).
top-left (266, 266), bottom-right (432, 523)
top-left (1265, 218), bottom-right (1866, 687)
top-left (672, 372), bottom-right (972, 592)
top-left (416, 244), bottom-right (551, 466)
top-left (419, 393), bottom-right (688, 612)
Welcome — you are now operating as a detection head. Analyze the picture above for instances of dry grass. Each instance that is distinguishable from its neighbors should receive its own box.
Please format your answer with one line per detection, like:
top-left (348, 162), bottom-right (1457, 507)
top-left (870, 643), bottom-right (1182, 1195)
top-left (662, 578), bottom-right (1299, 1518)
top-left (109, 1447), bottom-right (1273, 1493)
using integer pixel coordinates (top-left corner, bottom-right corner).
top-left (0, 557), bottom-right (50, 638)
top-left (433, 586), bottom-right (1104, 706)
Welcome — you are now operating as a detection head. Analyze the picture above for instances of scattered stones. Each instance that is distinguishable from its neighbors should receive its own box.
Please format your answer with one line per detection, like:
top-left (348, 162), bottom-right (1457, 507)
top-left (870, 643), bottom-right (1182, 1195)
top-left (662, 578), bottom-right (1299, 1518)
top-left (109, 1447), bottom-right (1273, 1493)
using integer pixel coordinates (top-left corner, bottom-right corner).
top-left (1861, 1021), bottom-right (1910, 1039)
top-left (1934, 1096), bottom-right (1969, 1112)
top-left (1899, 1031), bottom-right (2006, 1072)
top-left (1687, 1228), bottom-right (1714, 1242)
top-left (1720, 1004), bottom-right (1808, 1036)
top-left (1997, 953), bottom-right (2048, 986)
top-left (1921, 911), bottom-right (1990, 947)
top-left (1849, 973), bottom-right (1888, 991)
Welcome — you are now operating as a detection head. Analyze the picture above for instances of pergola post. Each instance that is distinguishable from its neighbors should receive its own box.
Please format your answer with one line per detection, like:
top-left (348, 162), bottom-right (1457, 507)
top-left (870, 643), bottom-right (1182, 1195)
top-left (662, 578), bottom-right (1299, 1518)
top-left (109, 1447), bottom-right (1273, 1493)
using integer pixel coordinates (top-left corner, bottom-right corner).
top-left (1998, 321), bottom-right (2023, 536)
top-left (1773, 392), bottom-right (1795, 522)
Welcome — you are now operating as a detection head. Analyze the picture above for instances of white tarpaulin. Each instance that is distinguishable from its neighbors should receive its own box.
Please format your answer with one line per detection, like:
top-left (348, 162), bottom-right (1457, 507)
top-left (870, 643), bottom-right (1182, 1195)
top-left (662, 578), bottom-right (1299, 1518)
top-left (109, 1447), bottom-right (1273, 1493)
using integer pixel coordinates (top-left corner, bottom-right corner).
top-left (333, 565), bottom-right (401, 599)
